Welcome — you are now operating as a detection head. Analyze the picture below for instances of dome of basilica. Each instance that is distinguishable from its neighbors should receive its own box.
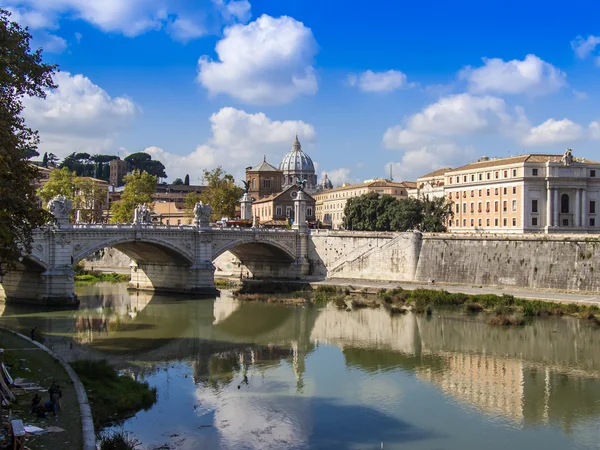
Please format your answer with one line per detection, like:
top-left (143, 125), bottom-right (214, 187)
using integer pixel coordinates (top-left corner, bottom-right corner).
top-left (279, 136), bottom-right (317, 190)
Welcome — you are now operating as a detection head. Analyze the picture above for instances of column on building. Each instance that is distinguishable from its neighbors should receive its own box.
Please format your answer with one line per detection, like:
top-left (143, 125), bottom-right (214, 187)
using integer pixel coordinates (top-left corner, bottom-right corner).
top-left (553, 188), bottom-right (559, 228)
top-left (546, 185), bottom-right (552, 228)
top-left (582, 189), bottom-right (587, 228)
top-left (575, 190), bottom-right (581, 227)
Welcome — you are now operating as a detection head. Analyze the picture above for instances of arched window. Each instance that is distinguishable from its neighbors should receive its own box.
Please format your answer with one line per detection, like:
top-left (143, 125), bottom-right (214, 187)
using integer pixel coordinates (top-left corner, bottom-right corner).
top-left (561, 194), bottom-right (569, 213)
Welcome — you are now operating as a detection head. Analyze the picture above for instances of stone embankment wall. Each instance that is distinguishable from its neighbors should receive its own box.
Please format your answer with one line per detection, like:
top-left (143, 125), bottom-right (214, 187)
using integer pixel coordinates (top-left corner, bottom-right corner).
top-left (79, 232), bottom-right (600, 292)
top-left (308, 230), bottom-right (422, 281)
top-left (83, 248), bottom-right (131, 270)
top-left (414, 234), bottom-right (600, 292)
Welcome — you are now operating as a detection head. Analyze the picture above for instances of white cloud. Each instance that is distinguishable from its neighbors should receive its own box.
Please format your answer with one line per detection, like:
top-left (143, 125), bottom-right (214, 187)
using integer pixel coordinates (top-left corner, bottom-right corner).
top-left (589, 121), bottom-right (600, 140)
top-left (22, 71), bottom-right (138, 157)
top-left (197, 15), bottom-right (318, 105)
top-left (347, 70), bottom-right (412, 93)
top-left (383, 128), bottom-right (433, 149)
top-left (143, 107), bottom-right (316, 181)
top-left (38, 32), bottom-right (68, 53)
top-left (387, 144), bottom-right (476, 181)
top-left (571, 35), bottom-right (600, 59)
top-left (408, 93), bottom-right (510, 136)
top-left (522, 118), bottom-right (583, 146)
top-left (321, 168), bottom-right (351, 186)
top-left (167, 17), bottom-right (207, 42)
top-left (460, 54), bottom-right (567, 95)
top-left (213, 0), bottom-right (251, 22)
top-left (6, 0), bottom-right (248, 41)
top-left (74, 32), bottom-right (82, 43)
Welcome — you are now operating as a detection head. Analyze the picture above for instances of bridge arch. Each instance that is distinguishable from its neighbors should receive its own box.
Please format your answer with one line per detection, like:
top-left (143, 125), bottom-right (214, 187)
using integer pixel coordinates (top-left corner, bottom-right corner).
top-left (212, 238), bottom-right (296, 264)
top-left (73, 236), bottom-right (194, 266)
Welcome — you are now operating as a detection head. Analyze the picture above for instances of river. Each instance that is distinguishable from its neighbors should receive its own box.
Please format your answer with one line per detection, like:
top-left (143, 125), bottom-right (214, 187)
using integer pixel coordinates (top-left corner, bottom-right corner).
top-left (1, 282), bottom-right (599, 449)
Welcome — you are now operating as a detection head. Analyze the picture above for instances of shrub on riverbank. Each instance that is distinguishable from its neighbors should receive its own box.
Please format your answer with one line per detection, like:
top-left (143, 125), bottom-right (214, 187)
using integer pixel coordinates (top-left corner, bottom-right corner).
top-left (74, 272), bottom-right (130, 283)
top-left (71, 360), bottom-right (157, 429)
top-left (488, 315), bottom-right (524, 326)
top-left (98, 430), bottom-right (141, 450)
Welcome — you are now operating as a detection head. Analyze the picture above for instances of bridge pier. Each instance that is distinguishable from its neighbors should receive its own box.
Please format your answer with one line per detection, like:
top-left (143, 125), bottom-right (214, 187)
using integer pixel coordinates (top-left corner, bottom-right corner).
top-left (0, 264), bottom-right (78, 305)
top-left (129, 261), bottom-right (218, 296)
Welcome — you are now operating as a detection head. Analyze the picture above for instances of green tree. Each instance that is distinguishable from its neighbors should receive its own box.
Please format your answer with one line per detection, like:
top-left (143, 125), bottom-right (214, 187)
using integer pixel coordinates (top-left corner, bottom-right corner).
top-left (42, 152), bottom-right (48, 167)
top-left (184, 192), bottom-right (202, 223)
top-left (184, 174), bottom-right (190, 185)
top-left (124, 152), bottom-right (167, 179)
top-left (0, 9), bottom-right (56, 269)
top-left (200, 167), bottom-right (243, 221)
top-left (38, 167), bottom-right (78, 203)
top-left (74, 178), bottom-right (107, 223)
top-left (37, 168), bottom-right (108, 222)
top-left (172, 178), bottom-right (184, 185)
top-left (110, 170), bottom-right (157, 223)
top-left (420, 196), bottom-right (453, 232)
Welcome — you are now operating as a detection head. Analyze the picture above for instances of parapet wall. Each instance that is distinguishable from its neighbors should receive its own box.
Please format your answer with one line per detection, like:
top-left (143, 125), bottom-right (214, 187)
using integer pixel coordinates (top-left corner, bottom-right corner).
top-left (414, 234), bottom-right (600, 292)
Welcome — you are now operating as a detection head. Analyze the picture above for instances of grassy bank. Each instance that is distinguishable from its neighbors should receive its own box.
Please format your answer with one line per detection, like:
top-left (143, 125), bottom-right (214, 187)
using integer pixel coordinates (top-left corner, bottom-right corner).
top-left (235, 282), bottom-right (600, 326)
top-left (0, 329), bottom-right (82, 450)
top-left (74, 272), bottom-right (130, 283)
top-left (71, 360), bottom-right (157, 429)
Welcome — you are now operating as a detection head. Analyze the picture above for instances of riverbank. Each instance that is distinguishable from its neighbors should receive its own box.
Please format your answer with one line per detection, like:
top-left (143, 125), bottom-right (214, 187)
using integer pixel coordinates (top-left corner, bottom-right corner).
top-left (74, 272), bottom-right (130, 283)
top-left (0, 328), bottom-right (91, 450)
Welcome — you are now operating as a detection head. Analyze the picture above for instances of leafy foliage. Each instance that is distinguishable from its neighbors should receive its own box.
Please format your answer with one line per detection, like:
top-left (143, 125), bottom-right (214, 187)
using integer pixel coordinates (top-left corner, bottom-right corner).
top-left (124, 152), bottom-right (167, 179)
top-left (59, 152), bottom-right (119, 181)
top-left (37, 167), bottom-right (107, 222)
top-left (200, 167), bottom-right (243, 221)
top-left (110, 170), bottom-right (157, 223)
top-left (0, 9), bottom-right (56, 269)
top-left (343, 192), bottom-right (453, 232)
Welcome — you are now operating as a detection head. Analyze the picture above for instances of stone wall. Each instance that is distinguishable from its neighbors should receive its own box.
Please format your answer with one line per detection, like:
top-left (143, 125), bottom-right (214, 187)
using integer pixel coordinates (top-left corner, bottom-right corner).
top-left (414, 234), bottom-right (600, 292)
top-left (83, 248), bottom-right (131, 271)
top-left (308, 230), bottom-right (422, 281)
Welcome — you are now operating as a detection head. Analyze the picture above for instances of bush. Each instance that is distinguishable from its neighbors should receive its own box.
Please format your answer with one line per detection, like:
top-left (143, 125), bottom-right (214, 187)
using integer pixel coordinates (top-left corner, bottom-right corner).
top-left (488, 315), bottom-right (524, 326)
top-left (71, 360), bottom-right (157, 429)
top-left (316, 285), bottom-right (339, 294)
top-left (464, 302), bottom-right (483, 313)
top-left (98, 430), bottom-right (141, 450)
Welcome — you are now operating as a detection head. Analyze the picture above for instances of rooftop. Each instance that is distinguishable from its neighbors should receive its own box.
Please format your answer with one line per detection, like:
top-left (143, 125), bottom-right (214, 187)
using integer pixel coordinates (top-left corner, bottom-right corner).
top-left (313, 179), bottom-right (415, 196)
top-left (418, 167), bottom-right (452, 179)
top-left (446, 154), bottom-right (600, 174)
top-left (248, 159), bottom-right (281, 173)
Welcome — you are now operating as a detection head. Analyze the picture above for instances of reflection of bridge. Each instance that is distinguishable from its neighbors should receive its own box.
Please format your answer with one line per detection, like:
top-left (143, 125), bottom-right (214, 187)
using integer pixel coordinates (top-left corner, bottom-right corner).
top-left (0, 224), bottom-right (309, 304)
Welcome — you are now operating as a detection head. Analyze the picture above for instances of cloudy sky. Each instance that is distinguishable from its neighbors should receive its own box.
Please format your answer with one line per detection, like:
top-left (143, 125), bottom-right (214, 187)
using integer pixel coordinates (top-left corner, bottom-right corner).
top-left (7, 0), bottom-right (600, 184)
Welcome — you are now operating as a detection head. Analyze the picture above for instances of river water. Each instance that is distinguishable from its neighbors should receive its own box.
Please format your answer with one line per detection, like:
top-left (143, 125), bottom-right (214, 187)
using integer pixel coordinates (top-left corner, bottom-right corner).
top-left (1, 282), bottom-right (600, 449)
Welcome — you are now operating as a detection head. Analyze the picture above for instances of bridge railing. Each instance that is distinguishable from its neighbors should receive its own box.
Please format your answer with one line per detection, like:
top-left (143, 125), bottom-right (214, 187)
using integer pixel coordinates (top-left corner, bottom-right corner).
top-left (67, 224), bottom-right (299, 234)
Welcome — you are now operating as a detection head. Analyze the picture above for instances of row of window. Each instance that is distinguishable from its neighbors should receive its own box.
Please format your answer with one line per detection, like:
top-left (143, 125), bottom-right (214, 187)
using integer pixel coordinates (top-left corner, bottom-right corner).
top-left (449, 168), bottom-right (519, 185)
top-left (455, 200), bottom-right (518, 214)
top-left (449, 186), bottom-right (517, 199)
top-left (530, 199), bottom-right (597, 214)
top-left (450, 217), bottom-right (518, 227)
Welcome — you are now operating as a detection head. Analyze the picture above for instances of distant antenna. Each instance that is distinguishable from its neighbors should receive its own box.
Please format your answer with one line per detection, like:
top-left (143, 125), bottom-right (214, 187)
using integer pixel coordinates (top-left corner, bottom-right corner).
top-left (389, 163), bottom-right (393, 181)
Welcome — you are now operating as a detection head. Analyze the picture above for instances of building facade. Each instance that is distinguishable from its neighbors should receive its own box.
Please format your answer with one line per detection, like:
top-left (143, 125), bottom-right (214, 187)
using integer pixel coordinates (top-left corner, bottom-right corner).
top-left (444, 152), bottom-right (600, 234)
top-left (245, 158), bottom-right (283, 200)
top-left (313, 179), bottom-right (415, 229)
top-left (409, 167), bottom-right (450, 199)
top-left (251, 185), bottom-right (316, 226)
top-left (109, 158), bottom-right (128, 187)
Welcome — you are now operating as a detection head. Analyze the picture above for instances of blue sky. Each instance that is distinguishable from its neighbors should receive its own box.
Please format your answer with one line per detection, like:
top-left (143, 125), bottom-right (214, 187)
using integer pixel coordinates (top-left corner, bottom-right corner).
top-left (8, 0), bottom-right (600, 184)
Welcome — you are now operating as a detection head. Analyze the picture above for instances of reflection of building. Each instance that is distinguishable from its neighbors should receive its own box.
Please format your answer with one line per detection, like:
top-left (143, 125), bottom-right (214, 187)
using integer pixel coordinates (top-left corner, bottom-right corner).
top-left (313, 179), bottom-right (416, 229)
top-left (417, 353), bottom-right (525, 423)
top-left (310, 304), bottom-right (417, 354)
top-left (441, 151), bottom-right (600, 233)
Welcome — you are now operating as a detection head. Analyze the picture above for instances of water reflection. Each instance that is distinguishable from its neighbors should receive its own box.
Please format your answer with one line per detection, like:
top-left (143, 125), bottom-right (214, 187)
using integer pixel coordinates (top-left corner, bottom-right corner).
top-left (1, 284), bottom-right (600, 449)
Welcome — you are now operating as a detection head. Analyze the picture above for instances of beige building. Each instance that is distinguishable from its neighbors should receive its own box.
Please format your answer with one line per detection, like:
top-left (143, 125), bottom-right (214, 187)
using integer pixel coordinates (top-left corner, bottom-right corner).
top-left (443, 151), bottom-right (600, 234)
top-left (408, 167), bottom-right (450, 199)
top-left (313, 179), bottom-right (416, 229)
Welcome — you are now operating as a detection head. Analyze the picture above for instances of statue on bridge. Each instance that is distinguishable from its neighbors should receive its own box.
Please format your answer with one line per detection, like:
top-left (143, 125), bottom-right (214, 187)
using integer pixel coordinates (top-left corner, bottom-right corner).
top-left (133, 205), bottom-right (152, 224)
top-left (47, 195), bottom-right (72, 226)
top-left (193, 201), bottom-right (212, 227)
top-left (242, 180), bottom-right (250, 194)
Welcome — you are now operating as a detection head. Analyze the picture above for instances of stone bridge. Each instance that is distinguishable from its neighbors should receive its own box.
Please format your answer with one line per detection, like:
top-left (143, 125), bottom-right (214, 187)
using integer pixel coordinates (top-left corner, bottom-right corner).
top-left (0, 224), bottom-right (309, 305)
